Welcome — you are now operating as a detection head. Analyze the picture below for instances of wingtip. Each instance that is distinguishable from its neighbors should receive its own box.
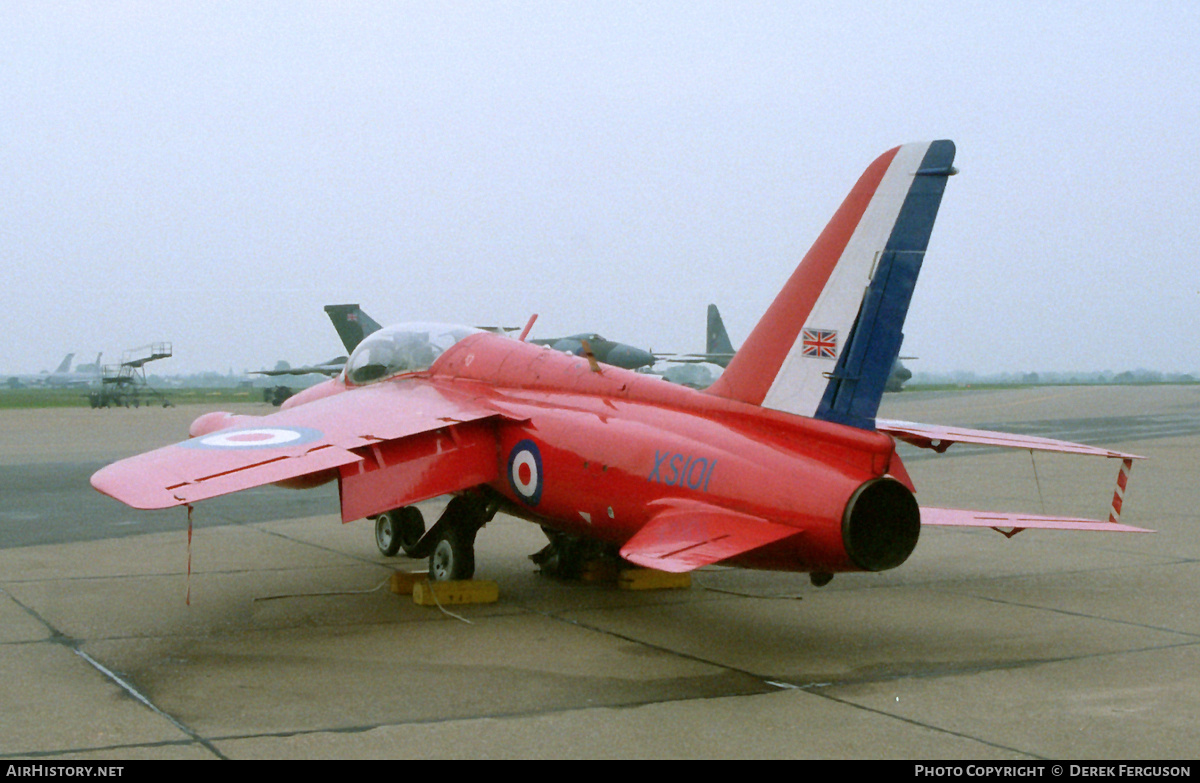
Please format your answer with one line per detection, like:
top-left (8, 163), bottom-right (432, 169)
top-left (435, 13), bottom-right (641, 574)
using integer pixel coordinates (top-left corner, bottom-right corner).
top-left (90, 463), bottom-right (180, 510)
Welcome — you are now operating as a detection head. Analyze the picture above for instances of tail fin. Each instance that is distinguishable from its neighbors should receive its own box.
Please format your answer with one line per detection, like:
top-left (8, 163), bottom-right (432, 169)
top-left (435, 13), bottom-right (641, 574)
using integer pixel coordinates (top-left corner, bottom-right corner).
top-left (705, 305), bottom-right (736, 368)
top-left (323, 304), bottom-right (383, 353)
top-left (705, 141), bottom-right (956, 430)
top-left (54, 353), bottom-right (74, 373)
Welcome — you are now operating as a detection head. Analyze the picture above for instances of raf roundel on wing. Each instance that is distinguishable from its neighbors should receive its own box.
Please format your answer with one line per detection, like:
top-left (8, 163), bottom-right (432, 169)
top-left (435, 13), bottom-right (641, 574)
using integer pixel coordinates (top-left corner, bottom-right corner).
top-left (181, 426), bottom-right (325, 450)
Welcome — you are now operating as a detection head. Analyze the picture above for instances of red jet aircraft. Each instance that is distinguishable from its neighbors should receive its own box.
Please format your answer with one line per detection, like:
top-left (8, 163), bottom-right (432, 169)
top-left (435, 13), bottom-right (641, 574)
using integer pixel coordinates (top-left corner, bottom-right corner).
top-left (92, 140), bottom-right (1147, 584)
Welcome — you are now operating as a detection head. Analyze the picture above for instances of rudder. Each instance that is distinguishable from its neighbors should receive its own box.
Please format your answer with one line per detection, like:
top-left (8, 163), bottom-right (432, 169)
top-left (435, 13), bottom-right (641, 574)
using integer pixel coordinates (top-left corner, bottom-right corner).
top-left (705, 141), bottom-right (956, 430)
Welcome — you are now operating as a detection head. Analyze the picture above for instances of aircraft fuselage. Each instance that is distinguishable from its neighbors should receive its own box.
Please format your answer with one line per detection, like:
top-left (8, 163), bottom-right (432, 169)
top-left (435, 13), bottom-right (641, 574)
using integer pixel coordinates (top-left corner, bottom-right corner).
top-left (283, 332), bottom-right (915, 574)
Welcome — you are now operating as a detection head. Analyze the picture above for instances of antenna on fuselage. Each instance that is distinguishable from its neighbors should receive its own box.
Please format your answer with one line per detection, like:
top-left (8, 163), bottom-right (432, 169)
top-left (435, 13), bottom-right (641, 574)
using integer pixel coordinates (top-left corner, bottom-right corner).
top-left (517, 314), bottom-right (538, 342)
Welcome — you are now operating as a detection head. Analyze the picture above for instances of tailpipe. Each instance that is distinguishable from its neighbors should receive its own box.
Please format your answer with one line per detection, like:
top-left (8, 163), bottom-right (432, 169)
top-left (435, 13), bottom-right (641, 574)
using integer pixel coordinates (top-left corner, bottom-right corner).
top-left (842, 477), bottom-right (920, 572)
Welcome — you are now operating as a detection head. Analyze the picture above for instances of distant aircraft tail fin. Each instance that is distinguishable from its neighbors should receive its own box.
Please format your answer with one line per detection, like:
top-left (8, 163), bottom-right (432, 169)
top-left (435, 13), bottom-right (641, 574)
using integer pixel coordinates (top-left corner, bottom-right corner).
top-left (705, 141), bottom-right (956, 430)
top-left (705, 305), bottom-right (735, 368)
top-left (324, 304), bottom-right (383, 353)
top-left (54, 353), bottom-right (74, 374)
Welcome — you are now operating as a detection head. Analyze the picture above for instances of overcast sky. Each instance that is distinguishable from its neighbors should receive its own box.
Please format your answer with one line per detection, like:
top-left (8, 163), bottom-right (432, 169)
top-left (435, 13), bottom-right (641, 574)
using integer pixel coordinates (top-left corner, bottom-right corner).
top-left (3, 1), bottom-right (1197, 376)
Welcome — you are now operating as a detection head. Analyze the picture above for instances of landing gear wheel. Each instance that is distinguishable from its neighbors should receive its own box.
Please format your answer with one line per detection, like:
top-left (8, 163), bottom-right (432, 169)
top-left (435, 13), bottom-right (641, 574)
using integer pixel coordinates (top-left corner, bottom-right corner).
top-left (396, 507), bottom-right (426, 556)
top-left (375, 513), bottom-right (402, 557)
top-left (531, 526), bottom-right (585, 579)
top-left (429, 525), bottom-right (476, 581)
top-left (375, 507), bottom-right (427, 557)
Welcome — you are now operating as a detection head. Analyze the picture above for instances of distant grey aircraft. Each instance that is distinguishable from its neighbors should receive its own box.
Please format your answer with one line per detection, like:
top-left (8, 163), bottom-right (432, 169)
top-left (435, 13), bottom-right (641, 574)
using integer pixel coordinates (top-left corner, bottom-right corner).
top-left (527, 334), bottom-right (655, 371)
top-left (5, 352), bottom-right (103, 388)
top-left (247, 303), bottom-right (378, 379)
top-left (320, 302), bottom-right (898, 387)
top-left (885, 357), bottom-right (913, 392)
top-left (51, 353), bottom-right (75, 374)
top-left (323, 304), bottom-right (657, 372)
top-left (650, 306), bottom-right (729, 388)
top-left (251, 357), bottom-right (347, 378)
top-left (658, 362), bottom-right (721, 389)
top-left (324, 304), bottom-right (384, 356)
top-left (669, 304), bottom-right (912, 391)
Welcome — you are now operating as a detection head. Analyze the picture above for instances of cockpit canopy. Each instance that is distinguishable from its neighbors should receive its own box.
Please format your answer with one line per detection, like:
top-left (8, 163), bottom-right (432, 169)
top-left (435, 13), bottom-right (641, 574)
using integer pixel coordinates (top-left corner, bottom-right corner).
top-left (343, 322), bottom-right (482, 385)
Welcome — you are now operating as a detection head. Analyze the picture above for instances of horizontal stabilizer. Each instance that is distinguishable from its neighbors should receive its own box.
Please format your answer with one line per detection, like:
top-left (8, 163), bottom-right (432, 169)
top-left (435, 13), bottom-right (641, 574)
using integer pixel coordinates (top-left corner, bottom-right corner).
top-left (921, 506), bottom-right (1152, 534)
top-left (619, 500), bottom-right (801, 573)
top-left (877, 419), bottom-right (1144, 460)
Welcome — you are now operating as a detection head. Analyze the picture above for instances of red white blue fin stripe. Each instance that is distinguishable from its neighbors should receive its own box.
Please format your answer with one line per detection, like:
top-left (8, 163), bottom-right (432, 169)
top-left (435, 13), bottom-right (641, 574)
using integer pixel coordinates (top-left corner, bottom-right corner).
top-left (706, 141), bottom-right (955, 432)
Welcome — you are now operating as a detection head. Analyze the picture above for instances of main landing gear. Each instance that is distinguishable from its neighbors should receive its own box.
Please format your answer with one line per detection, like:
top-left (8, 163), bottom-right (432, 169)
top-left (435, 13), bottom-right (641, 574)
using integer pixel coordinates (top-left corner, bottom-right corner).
top-left (530, 526), bottom-right (622, 579)
top-left (374, 507), bottom-right (425, 557)
top-left (372, 495), bottom-right (496, 582)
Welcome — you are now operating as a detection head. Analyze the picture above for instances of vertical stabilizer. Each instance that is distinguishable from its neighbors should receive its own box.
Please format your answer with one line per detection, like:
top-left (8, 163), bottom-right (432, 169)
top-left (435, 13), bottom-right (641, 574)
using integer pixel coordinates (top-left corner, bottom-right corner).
top-left (324, 304), bottom-right (383, 353)
top-left (705, 305), bottom-right (736, 368)
top-left (705, 141), bottom-right (955, 430)
top-left (53, 354), bottom-right (74, 374)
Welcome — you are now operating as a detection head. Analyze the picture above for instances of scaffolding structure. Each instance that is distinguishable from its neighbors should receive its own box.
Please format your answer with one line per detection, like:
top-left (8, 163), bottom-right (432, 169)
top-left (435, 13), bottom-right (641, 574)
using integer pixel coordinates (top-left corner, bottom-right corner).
top-left (89, 342), bottom-right (174, 408)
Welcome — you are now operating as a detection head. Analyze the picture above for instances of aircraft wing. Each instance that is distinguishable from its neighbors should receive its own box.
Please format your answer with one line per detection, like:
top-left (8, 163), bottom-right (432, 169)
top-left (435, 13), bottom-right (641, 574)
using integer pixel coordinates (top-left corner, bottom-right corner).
top-left (619, 499), bottom-right (802, 573)
top-left (91, 380), bottom-right (509, 513)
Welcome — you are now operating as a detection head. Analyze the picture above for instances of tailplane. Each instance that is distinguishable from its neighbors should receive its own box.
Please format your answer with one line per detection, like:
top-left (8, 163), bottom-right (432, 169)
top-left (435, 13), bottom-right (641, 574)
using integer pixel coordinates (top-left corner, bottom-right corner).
top-left (706, 141), bottom-right (956, 430)
top-left (324, 304), bottom-right (383, 353)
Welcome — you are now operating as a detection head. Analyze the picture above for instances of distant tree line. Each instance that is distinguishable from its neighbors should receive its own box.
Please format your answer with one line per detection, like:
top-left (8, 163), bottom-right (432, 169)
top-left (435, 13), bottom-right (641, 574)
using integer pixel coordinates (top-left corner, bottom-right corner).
top-left (909, 369), bottom-right (1197, 386)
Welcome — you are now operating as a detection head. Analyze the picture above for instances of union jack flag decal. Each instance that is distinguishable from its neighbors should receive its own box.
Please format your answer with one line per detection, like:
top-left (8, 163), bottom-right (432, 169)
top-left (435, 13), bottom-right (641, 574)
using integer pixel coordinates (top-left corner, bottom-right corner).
top-left (801, 328), bottom-right (838, 359)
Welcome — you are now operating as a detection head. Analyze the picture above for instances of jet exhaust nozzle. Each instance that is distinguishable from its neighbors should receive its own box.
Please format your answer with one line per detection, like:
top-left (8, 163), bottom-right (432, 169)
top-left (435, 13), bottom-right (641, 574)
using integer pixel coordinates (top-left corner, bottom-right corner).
top-left (842, 477), bottom-right (921, 572)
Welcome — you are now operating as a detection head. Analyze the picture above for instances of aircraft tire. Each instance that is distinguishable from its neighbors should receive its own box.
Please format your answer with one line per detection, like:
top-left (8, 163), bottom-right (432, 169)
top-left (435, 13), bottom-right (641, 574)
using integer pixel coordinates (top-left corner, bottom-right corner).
top-left (396, 507), bottom-right (426, 557)
top-left (374, 512), bottom-right (403, 557)
top-left (429, 525), bottom-right (476, 581)
top-left (533, 528), bottom-right (584, 579)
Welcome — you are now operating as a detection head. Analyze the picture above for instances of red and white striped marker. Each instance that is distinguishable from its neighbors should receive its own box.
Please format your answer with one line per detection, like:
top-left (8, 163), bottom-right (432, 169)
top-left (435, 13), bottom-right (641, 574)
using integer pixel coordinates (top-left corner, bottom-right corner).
top-left (1109, 458), bottom-right (1134, 524)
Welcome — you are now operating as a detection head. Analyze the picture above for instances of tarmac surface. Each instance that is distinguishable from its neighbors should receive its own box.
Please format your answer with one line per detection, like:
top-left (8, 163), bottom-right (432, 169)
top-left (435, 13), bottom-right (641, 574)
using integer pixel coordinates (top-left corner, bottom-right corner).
top-left (1, 385), bottom-right (1197, 759)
